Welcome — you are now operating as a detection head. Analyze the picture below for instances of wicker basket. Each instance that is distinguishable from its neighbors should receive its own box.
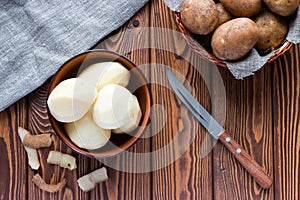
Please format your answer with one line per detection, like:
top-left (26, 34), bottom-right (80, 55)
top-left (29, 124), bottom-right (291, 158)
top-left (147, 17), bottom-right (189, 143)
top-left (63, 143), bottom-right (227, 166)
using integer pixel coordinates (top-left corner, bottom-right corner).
top-left (175, 12), bottom-right (293, 68)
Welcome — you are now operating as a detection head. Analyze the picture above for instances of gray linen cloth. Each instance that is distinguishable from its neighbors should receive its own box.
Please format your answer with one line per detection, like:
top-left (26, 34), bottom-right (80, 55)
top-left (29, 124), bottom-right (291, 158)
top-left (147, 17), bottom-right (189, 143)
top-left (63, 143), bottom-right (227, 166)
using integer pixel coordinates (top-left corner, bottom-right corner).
top-left (0, 0), bottom-right (147, 111)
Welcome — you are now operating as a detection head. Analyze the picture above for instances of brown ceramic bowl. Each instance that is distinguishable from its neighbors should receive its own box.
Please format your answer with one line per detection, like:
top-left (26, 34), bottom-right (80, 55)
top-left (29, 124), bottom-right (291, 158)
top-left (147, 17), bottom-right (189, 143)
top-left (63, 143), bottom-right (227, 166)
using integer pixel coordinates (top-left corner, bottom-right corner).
top-left (47, 50), bottom-right (151, 158)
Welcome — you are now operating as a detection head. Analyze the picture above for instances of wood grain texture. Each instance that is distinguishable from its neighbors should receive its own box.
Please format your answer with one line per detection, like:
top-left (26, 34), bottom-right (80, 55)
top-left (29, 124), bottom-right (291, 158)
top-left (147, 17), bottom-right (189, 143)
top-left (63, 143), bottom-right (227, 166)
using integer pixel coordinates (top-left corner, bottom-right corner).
top-left (150, 0), bottom-right (214, 199)
top-left (218, 131), bottom-right (272, 189)
top-left (273, 44), bottom-right (300, 200)
top-left (0, 2), bottom-right (151, 200)
top-left (213, 60), bottom-right (274, 199)
top-left (27, 81), bottom-right (86, 200)
top-left (92, 3), bottom-right (151, 200)
top-left (0, 98), bottom-right (28, 200)
top-left (0, 0), bottom-right (300, 199)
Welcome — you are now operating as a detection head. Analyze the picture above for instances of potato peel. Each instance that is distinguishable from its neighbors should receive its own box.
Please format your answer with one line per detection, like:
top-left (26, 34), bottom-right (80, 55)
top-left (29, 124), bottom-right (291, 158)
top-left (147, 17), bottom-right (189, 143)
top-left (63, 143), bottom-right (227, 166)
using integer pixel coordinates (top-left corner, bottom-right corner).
top-left (77, 167), bottom-right (108, 192)
top-left (32, 174), bottom-right (66, 193)
top-left (17, 127), bottom-right (40, 170)
top-left (23, 133), bottom-right (52, 149)
top-left (47, 151), bottom-right (77, 170)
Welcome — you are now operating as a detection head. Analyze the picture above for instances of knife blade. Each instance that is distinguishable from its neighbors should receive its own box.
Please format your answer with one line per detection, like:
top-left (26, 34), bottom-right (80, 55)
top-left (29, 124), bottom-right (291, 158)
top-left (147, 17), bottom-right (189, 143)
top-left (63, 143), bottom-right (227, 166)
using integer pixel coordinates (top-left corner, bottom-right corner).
top-left (166, 69), bottom-right (272, 189)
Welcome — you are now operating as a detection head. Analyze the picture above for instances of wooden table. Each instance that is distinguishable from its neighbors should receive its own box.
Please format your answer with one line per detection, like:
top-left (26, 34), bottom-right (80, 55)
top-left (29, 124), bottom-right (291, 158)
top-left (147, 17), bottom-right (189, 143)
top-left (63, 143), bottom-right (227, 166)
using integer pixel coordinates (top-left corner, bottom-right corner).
top-left (1, 0), bottom-right (299, 199)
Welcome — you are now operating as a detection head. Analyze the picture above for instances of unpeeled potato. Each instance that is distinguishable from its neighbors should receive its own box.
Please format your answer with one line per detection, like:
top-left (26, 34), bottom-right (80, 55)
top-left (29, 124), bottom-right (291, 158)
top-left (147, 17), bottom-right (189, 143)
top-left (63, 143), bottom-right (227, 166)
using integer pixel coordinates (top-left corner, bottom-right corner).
top-left (180, 0), bottom-right (218, 35)
top-left (211, 18), bottom-right (259, 60)
top-left (215, 3), bottom-right (233, 28)
top-left (254, 9), bottom-right (288, 51)
top-left (263, 0), bottom-right (299, 16)
top-left (220, 0), bottom-right (261, 17)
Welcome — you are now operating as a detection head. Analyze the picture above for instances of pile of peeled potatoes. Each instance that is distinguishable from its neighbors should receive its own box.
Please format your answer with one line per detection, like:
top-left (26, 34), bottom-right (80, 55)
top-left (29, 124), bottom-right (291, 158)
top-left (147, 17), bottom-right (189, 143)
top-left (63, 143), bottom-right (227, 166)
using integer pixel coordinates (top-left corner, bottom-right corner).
top-left (47, 62), bottom-right (142, 150)
top-left (180, 0), bottom-right (299, 61)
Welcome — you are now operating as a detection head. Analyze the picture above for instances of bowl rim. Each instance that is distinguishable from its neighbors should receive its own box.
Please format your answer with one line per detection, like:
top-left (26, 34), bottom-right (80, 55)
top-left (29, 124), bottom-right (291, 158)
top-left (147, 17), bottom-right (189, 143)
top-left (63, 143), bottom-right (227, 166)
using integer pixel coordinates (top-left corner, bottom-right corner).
top-left (47, 49), bottom-right (151, 158)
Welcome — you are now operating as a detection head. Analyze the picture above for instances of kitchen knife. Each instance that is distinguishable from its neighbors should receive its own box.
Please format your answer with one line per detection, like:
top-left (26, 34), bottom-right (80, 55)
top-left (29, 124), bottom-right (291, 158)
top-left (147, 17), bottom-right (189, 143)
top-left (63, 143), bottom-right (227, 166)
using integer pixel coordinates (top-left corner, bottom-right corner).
top-left (166, 69), bottom-right (272, 189)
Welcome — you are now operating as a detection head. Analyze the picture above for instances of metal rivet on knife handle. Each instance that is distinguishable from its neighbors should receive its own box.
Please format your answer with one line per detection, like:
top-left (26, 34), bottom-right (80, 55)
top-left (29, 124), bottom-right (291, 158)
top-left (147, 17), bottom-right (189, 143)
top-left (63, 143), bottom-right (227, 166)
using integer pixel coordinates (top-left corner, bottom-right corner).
top-left (225, 137), bottom-right (231, 142)
top-left (166, 69), bottom-right (273, 189)
top-left (219, 131), bottom-right (272, 189)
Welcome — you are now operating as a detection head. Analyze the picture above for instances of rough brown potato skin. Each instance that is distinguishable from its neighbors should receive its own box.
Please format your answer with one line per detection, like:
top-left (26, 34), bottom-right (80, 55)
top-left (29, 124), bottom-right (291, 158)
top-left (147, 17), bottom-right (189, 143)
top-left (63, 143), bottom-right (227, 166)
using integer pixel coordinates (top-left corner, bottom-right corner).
top-left (215, 3), bottom-right (233, 28)
top-left (211, 18), bottom-right (259, 60)
top-left (220, 0), bottom-right (261, 17)
top-left (254, 10), bottom-right (288, 50)
top-left (263, 0), bottom-right (299, 16)
top-left (180, 0), bottom-right (218, 35)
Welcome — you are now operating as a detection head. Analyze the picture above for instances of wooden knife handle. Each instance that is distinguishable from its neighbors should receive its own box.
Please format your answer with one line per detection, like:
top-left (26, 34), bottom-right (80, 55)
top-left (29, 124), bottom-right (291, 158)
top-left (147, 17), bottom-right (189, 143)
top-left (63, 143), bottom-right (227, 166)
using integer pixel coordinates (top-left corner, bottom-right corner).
top-left (218, 131), bottom-right (272, 189)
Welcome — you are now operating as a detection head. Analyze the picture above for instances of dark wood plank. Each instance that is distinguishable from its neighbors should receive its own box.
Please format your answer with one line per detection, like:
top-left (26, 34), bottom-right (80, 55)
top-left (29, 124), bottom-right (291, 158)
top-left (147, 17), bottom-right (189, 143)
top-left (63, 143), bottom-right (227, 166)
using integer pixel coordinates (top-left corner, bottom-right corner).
top-left (150, 0), bottom-right (214, 199)
top-left (0, 3), bottom-right (152, 200)
top-left (0, 98), bottom-right (28, 200)
top-left (213, 63), bottom-right (274, 199)
top-left (0, 1), bottom-right (299, 200)
top-left (91, 3), bottom-right (151, 200)
top-left (273, 44), bottom-right (300, 200)
top-left (24, 3), bottom-right (151, 200)
top-left (218, 130), bottom-right (272, 189)
top-left (27, 82), bottom-right (88, 200)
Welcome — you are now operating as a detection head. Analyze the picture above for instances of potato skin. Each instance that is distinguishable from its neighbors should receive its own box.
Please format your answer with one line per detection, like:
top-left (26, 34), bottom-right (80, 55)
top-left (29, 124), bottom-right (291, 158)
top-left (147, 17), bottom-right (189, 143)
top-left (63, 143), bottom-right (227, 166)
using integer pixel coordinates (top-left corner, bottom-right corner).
top-left (215, 3), bottom-right (233, 28)
top-left (254, 10), bottom-right (288, 51)
top-left (180, 0), bottom-right (218, 35)
top-left (220, 0), bottom-right (261, 17)
top-left (211, 18), bottom-right (259, 60)
top-left (263, 0), bottom-right (299, 16)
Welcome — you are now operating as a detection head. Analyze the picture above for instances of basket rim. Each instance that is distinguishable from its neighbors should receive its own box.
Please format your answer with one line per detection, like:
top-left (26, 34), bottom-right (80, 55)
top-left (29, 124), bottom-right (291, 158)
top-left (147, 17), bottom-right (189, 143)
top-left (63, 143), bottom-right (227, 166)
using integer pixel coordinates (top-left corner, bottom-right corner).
top-left (175, 12), bottom-right (293, 68)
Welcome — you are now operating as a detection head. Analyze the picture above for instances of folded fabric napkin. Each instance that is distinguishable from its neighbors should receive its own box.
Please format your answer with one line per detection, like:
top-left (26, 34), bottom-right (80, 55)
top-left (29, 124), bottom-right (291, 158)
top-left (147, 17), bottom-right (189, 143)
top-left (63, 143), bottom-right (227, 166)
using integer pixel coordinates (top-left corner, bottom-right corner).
top-left (0, 0), bottom-right (147, 111)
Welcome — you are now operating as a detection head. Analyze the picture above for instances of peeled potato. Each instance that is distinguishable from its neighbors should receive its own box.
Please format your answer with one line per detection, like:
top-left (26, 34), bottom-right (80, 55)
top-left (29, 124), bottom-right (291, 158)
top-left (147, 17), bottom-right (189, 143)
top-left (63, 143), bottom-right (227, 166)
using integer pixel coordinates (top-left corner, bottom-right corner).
top-left (64, 109), bottom-right (111, 150)
top-left (78, 62), bottom-right (108, 89)
top-left (78, 62), bottom-right (130, 91)
top-left (93, 84), bottom-right (134, 129)
top-left (47, 78), bottom-right (97, 122)
top-left (112, 95), bottom-right (142, 134)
